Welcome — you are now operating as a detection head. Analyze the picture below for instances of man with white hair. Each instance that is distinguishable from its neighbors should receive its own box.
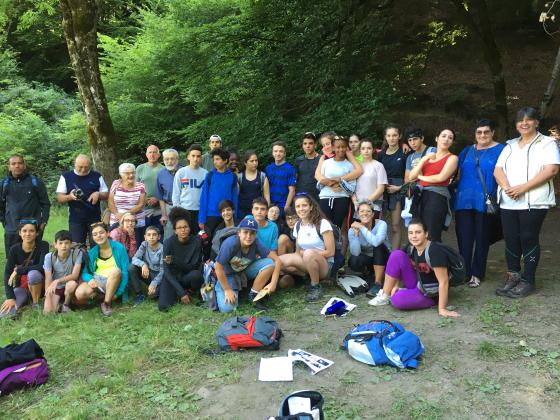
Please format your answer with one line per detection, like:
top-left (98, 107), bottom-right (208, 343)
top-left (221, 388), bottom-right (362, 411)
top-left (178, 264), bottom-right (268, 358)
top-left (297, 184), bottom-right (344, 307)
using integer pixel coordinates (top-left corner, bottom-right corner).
top-left (156, 149), bottom-right (183, 239)
top-left (201, 134), bottom-right (222, 171)
top-left (56, 154), bottom-right (108, 244)
top-left (136, 145), bottom-right (164, 235)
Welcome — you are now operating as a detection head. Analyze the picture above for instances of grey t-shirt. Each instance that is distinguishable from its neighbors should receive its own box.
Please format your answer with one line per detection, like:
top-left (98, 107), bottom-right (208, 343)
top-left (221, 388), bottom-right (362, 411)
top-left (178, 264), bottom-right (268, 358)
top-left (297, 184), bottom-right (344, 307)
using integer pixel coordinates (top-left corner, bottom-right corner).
top-left (405, 146), bottom-right (437, 171)
top-left (43, 250), bottom-right (83, 289)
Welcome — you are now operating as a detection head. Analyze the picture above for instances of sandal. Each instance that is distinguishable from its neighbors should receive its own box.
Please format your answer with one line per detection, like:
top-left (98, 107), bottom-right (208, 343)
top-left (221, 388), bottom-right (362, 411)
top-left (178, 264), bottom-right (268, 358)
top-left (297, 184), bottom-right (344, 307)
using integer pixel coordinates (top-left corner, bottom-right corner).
top-left (467, 276), bottom-right (481, 288)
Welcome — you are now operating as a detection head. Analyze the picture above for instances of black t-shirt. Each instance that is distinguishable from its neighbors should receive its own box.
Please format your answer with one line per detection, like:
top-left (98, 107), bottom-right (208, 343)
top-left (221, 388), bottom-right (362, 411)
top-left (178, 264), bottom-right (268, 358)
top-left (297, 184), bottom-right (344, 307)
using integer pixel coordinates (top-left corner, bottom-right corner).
top-left (378, 149), bottom-right (407, 179)
top-left (409, 242), bottom-right (448, 285)
top-left (295, 154), bottom-right (321, 197)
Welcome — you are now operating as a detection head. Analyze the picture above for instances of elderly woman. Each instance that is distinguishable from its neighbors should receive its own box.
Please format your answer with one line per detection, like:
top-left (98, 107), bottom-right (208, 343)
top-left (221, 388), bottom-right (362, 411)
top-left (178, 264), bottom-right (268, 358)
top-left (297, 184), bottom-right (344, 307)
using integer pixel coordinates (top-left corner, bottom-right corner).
top-left (454, 119), bottom-right (504, 288)
top-left (108, 163), bottom-right (146, 242)
top-left (494, 107), bottom-right (560, 298)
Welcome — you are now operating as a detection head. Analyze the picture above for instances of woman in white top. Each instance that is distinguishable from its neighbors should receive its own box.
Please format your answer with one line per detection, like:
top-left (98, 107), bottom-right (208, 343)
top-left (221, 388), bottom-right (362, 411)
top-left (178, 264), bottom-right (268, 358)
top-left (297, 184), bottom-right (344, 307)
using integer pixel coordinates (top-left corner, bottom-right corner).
top-left (353, 138), bottom-right (388, 217)
top-left (494, 107), bottom-right (560, 298)
top-left (279, 194), bottom-right (335, 302)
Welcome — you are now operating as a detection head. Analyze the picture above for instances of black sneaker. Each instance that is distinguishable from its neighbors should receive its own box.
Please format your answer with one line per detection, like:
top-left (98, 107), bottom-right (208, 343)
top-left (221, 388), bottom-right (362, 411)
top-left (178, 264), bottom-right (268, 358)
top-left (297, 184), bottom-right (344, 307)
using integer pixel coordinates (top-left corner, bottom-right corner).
top-left (248, 291), bottom-right (268, 311)
top-left (366, 283), bottom-right (382, 298)
top-left (134, 294), bottom-right (145, 306)
top-left (506, 281), bottom-right (535, 299)
top-left (495, 272), bottom-right (521, 296)
top-left (305, 284), bottom-right (322, 302)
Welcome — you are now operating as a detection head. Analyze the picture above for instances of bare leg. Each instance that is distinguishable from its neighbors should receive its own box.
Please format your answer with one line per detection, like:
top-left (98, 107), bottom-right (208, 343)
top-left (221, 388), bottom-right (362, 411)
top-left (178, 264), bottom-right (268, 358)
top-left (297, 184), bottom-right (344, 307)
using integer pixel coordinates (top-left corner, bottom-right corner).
top-left (75, 282), bottom-right (96, 302)
top-left (278, 235), bottom-right (294, 256)
top-left (391, 203), bottom-right (402, 251)
top-left (382, 274), bottom-right (400, 296)
top-left (302, 249), bottom-right (329, 286)
top-left (29, 284), bottom-right (42, 304)
top-left (104, 268), bottom-right (122, 303)
top-left (252, 266), bottom-right (274, 291)
top-left (43, 294), bottom-right (61, 314)
top-left (64, 281), bottom-right (78, 305)
top-left (279, 253), bottom-right (307, 277)
top-left (373, 265), bottom-right (385, 285)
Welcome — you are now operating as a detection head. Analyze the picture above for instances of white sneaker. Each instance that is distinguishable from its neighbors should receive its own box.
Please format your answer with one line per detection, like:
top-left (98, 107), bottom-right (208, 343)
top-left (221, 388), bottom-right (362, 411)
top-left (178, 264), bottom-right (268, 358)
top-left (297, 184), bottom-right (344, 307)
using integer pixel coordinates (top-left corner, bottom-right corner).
top-left (368, 290), bottom-right (390, 306)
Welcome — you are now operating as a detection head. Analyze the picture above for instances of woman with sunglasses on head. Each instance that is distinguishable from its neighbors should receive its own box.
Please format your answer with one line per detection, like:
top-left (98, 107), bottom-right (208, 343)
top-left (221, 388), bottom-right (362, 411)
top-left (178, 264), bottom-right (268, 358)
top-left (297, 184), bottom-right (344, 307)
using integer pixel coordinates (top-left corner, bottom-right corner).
top-left (378, 127), bottom-right (407, 250)
top-left (0, 219), bottom-right (49, 318)
top-left (75, 222), bottom-right (129, 316)
top-left (353, 138), bottom-right (387, 220)
top-left (408, 128), bottom-right (458, 242)
top-left (237, 150), bottom-right (270, 219)
top-left (109, 211), bottom-right (138, 260)
top-left (494, 107), bottom-right (560, 298)
top-left (454, 119), bottom-right (504, 288)
top-left (279, 194), bottom-right (335, 302)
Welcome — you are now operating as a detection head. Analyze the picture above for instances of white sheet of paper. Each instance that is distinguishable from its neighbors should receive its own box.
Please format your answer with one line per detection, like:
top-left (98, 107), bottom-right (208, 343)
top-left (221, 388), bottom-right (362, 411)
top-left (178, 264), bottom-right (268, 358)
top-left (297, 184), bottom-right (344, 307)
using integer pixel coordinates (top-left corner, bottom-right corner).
top-left (320, 296), bottom-right (356, 317)
top-left (258, 357), bottom-right (293, 381)
top-left (288, 396), bottom-right (311, 415)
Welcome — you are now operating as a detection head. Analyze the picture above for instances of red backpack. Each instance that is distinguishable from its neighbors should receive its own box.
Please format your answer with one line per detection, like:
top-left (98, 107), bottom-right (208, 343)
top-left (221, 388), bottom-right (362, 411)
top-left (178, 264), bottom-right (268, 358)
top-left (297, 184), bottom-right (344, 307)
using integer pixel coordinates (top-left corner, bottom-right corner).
top-left (216, 316), bottom-right (282, 351)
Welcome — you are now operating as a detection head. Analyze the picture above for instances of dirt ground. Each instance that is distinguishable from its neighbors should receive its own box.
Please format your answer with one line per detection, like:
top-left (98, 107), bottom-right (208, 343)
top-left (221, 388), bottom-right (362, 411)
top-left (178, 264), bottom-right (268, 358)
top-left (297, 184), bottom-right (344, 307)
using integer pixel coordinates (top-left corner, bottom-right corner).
top-left (194, 209), bottom-right (560, 420)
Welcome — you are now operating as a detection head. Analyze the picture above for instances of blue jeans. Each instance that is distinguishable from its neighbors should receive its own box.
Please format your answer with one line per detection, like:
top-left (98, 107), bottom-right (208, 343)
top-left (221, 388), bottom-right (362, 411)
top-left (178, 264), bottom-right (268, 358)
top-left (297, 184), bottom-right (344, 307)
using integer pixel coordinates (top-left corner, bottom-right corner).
top-left (215, 258), bottom-right (274, 313)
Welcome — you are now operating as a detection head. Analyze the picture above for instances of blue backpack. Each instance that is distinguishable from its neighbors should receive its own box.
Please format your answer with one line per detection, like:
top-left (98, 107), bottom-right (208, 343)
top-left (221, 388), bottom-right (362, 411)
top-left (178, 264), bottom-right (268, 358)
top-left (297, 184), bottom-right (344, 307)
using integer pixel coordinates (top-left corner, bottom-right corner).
top-left (343, 320), bottom-right (424, 369)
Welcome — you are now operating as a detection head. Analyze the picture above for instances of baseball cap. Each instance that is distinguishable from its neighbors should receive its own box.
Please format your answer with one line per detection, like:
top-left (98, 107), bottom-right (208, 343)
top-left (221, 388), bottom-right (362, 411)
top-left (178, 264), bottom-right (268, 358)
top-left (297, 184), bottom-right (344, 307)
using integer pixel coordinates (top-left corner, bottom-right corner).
top-left (238, 218), bottom-right (259, 232)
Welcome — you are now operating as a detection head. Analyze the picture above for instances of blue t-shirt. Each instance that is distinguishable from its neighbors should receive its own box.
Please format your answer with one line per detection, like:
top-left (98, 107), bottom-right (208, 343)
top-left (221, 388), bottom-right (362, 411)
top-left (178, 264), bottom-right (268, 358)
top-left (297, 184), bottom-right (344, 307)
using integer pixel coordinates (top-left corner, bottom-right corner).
top-left (455, 144), bottom-right (504, 212)
top-left (405, 147), bottom-right (436, 171)
top-left (216, 235), bottom-right (270, 276)
top-left (265, 162), bottom-right (296, 209)
top-left (245, 216), bottom-right (278, 251)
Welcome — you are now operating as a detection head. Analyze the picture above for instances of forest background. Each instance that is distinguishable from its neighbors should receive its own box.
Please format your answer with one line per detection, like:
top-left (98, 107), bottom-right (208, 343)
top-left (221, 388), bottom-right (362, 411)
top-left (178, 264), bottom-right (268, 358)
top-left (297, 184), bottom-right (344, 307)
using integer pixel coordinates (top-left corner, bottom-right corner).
top-left (1, 0), bottom-right (560, 191)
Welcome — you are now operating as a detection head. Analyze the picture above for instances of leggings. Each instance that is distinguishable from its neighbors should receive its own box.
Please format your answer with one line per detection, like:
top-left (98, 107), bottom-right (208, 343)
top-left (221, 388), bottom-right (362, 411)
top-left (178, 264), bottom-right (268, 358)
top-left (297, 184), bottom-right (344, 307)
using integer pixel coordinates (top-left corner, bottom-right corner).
top-left (500, 208), bottom-right (547, 284)
top-left (158, 270), bottom-right (204, 311)
top-left (455, 210), bottom-right (490, 278)
top-left (413, 190), bottom-right (448, 242)
top-left (320, 197), bottom-right (351, 228)
top-left (385, 250), bottom-right (436, 310)
top-left (13, 270), bottom-right (44, 308)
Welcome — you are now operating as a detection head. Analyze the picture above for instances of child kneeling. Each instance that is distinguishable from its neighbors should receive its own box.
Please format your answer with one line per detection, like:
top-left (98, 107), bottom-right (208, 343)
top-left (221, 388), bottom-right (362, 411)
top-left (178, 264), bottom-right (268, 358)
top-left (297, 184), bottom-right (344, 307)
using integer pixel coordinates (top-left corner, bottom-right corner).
top-left (129, 226), bottom-right (163, 305)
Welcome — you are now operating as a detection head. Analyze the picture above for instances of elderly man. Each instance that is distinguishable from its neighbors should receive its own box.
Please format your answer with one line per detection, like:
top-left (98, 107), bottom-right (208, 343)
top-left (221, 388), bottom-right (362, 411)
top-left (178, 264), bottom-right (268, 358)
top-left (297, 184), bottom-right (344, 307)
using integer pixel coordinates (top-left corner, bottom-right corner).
top-left (201, 134), bottom-right (223, 171)
top-left (156, 149), bottom-right (183, 239)
top-left (136, 145), bottom-right (164, 236)
top-left (0, 154), bottom-right (50, 252)
top-left (56, 154), bottom-right (108, 244)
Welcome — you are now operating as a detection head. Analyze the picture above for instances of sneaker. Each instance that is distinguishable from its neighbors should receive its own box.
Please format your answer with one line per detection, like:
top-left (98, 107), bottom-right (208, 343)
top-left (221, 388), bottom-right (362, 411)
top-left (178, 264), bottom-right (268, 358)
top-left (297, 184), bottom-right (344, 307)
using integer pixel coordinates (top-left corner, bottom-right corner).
top-left (134, 294), bottom-right (145, 306)
top-left (60, 304), bottom-right (72, 314)
top-left (31, 303), bottom-right (41, 311)
top-left (305, 284), bottom-right (322, 302)
top-left (248, 291), bottom-right (268, 311)
top-left (495, 272), bottom-right (522, 296)
top-left (506, 281), bottom-right (535, 299)
top-left (467, 276), bottom-right (481, 288)
top-left (100, 302), bottom-right (113, 317)
top-left (366, 283), bottom-right (382, 298)
top-left (0, 307), bottom-right (17, 319)
top-left (368, 290), bottom-right (391, 306)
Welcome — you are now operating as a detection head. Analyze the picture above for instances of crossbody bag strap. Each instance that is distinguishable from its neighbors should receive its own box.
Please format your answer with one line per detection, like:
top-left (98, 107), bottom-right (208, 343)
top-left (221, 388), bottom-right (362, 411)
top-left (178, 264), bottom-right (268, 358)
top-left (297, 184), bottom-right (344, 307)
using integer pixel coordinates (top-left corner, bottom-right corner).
top-left (473, 146), bottom-right (490, 198)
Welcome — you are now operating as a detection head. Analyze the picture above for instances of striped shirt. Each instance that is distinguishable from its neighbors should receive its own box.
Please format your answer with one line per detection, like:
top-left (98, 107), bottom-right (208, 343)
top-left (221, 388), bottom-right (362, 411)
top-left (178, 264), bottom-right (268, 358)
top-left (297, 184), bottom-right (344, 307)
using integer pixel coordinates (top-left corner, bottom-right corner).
top-left (110, 180), bottom-right (146, 227)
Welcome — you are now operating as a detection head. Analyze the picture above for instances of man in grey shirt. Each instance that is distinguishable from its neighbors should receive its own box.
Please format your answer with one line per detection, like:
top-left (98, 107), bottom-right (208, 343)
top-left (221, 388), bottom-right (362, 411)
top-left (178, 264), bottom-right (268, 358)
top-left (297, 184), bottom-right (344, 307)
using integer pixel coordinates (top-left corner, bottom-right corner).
top-left (201, 134), bottom-right (223, 171)
top-left (172, 144), bottom-right (208, 233)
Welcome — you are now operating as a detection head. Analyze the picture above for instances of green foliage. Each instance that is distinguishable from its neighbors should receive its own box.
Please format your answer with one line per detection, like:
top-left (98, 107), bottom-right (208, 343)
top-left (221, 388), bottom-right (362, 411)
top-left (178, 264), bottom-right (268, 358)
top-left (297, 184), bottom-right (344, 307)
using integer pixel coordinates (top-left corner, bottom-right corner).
top-left (0, 48), bottom-right (87, 194)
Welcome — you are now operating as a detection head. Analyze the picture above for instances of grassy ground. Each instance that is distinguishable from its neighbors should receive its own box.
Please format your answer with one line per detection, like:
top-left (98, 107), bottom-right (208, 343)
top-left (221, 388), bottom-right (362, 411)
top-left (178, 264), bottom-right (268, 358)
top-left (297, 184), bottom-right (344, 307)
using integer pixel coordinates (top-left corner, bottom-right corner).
top-left (1, 210), bottom-right (559, 419)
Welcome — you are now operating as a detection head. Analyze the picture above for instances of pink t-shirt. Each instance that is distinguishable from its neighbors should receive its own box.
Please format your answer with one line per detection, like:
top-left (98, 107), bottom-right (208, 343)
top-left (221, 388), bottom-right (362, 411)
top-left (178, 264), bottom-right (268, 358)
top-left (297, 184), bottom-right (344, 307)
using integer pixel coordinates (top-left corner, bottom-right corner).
top-left (355, 160), bottom-right (388, 211)
top-left (110, 180), bottom-right (146, 227)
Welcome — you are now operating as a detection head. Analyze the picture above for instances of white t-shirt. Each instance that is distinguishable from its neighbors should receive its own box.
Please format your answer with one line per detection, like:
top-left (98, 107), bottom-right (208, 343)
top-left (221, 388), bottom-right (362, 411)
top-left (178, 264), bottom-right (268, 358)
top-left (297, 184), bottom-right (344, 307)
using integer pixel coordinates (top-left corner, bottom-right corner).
top-left (496, 136), bottom-right (560, 210)
top-left (355, 160), bottom-right (388, 210)
top-left (293, 219), bottom-right (333, 252)
top-left (56, 171), bottom-right (108, 193)
top-left (319, 159), bottom-right (354, 198)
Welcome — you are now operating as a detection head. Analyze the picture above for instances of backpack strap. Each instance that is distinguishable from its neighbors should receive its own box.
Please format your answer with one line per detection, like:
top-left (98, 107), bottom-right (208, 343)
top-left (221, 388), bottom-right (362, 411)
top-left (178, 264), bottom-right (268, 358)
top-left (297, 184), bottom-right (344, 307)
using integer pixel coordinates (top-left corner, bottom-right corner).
top-left (1, 176), bottom-right (9, 202)
top-left (423, 241), bottom-right (432, 268)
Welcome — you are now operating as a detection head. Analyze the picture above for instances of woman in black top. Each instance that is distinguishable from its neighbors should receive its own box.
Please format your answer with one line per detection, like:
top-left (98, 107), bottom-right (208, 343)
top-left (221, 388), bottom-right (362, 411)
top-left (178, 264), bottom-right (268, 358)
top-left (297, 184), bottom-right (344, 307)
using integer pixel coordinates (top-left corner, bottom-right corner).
top-left (237, 150), bottom-right (270, 219)
top-left (378, 126), bottom-right (407, 250)
top-left (158, 207), bottom-right (204, 311)
top-left (1, 220), bottom-right (49, 317)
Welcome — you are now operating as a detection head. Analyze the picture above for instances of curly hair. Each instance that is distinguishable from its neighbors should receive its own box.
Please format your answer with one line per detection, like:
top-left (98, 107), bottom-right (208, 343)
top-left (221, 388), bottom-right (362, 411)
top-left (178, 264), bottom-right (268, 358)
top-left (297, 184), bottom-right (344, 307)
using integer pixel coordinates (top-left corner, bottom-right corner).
top-left (168, 207), bottom-right (191, 230)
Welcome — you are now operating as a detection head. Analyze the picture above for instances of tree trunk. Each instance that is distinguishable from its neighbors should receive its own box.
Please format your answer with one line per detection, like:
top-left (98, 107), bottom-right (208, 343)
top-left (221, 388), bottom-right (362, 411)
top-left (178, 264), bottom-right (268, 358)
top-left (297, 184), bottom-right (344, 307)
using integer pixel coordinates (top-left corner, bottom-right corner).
top-left (451, 0), bottom-right (510, 138)
top-left (60, 0), bottom-right (119, 184)
top-left (540, 44), bottom-right (560, 120)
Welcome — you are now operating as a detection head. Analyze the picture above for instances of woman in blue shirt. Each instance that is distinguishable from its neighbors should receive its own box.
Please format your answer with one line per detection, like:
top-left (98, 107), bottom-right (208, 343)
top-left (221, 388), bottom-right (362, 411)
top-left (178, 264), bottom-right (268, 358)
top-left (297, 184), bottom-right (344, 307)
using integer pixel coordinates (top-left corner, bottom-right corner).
top-left (454, 119), bottom-right (504, 287)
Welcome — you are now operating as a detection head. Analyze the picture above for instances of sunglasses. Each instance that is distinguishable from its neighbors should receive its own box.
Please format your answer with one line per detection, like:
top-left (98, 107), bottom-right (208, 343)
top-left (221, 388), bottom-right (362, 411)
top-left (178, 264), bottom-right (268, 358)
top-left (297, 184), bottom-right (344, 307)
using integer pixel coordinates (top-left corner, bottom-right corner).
top-left (90, 222), bottom-right (107, 229)
top-left (19, 219), bottom-right (37, 225)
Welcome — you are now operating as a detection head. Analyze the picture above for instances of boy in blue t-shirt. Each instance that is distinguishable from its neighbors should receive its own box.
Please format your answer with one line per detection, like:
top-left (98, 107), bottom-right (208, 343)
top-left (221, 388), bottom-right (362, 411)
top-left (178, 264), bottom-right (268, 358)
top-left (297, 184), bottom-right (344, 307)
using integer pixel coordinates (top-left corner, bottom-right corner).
top-left (214, 218), bottom-right (281, 312)
top-left (265, 141), bottom-right (296, 216)
top-left (244, 197), bottom-right (278, 252)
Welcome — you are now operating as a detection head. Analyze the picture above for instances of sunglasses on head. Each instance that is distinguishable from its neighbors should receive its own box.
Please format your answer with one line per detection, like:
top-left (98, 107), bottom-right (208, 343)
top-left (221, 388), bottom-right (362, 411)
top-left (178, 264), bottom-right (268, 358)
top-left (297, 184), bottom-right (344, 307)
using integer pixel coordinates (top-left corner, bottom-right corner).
top-left (19, 219), bottom-right (37, 225)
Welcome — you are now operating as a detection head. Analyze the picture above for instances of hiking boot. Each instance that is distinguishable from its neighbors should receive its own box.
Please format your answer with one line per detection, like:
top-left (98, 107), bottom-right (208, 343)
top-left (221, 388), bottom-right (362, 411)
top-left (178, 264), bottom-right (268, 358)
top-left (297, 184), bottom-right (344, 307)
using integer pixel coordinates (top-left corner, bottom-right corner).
top-left (368, 290), bottom-right (391, 306)
top-left (305, 284), bottom-right (322, 302)
top-left (506, 281), bottom-right (535, 299)
top-left (495, 272), bottom-right (522, 296)
top-left (60, 304), bottom-right (72, 314)
top-left (100, 302), bottom-right (113, 317)
top-left (248, 291), bottom-right (268, 311)
top-left (366, 283), bottom-right (382, 298)
top-left (134, 294), bottom-right (145, 306)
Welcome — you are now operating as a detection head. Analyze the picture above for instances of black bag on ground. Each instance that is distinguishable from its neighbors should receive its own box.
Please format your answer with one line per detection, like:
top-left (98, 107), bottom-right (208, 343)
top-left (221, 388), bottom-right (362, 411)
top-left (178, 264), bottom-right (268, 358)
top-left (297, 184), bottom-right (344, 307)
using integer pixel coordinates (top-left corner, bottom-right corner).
top-left (0, 339), bottom-right (44, 370)
top-left (269, 390), bottom-right (324, 420)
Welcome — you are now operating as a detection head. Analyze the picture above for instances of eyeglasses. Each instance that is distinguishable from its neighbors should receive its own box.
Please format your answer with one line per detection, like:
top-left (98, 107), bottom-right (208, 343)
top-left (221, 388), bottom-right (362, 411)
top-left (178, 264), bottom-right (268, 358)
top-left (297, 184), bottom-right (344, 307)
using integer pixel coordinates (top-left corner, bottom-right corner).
top-left (19, 219), bottom-right (37, 225)
top-left (123, 219), bottom-right (136, 223)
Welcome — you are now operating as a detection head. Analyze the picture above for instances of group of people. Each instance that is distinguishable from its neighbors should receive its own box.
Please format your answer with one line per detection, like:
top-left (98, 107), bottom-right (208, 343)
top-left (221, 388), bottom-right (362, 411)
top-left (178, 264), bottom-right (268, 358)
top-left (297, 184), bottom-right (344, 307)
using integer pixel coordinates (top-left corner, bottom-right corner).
top-left (1, 106), bottom-right (558, 319)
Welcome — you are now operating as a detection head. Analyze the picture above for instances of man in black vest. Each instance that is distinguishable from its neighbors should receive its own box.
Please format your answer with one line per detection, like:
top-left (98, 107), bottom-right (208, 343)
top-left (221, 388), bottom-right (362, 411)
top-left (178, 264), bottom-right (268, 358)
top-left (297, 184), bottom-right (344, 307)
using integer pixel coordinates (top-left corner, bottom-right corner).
top-left (0, 154), bottom-right (50, 252)
top-left (56, 154), bottom-right (109, 245)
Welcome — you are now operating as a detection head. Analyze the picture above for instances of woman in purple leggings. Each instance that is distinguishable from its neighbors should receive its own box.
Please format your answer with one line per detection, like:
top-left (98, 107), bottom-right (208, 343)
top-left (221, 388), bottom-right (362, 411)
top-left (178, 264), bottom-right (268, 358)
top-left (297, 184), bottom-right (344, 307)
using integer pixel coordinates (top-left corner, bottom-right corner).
top-left (368, 219), bottom-right (460, 318)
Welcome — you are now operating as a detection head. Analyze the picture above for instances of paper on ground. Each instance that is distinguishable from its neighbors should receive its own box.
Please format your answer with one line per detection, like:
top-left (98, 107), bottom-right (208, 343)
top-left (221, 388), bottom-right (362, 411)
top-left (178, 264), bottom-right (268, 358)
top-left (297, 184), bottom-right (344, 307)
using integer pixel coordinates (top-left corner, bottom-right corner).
top-left (320, 296), bottom-right (356, 317)
top-left (258, 357), bottom-right (293, 381)
top-left (288, 349), bottom-right (334, 375)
